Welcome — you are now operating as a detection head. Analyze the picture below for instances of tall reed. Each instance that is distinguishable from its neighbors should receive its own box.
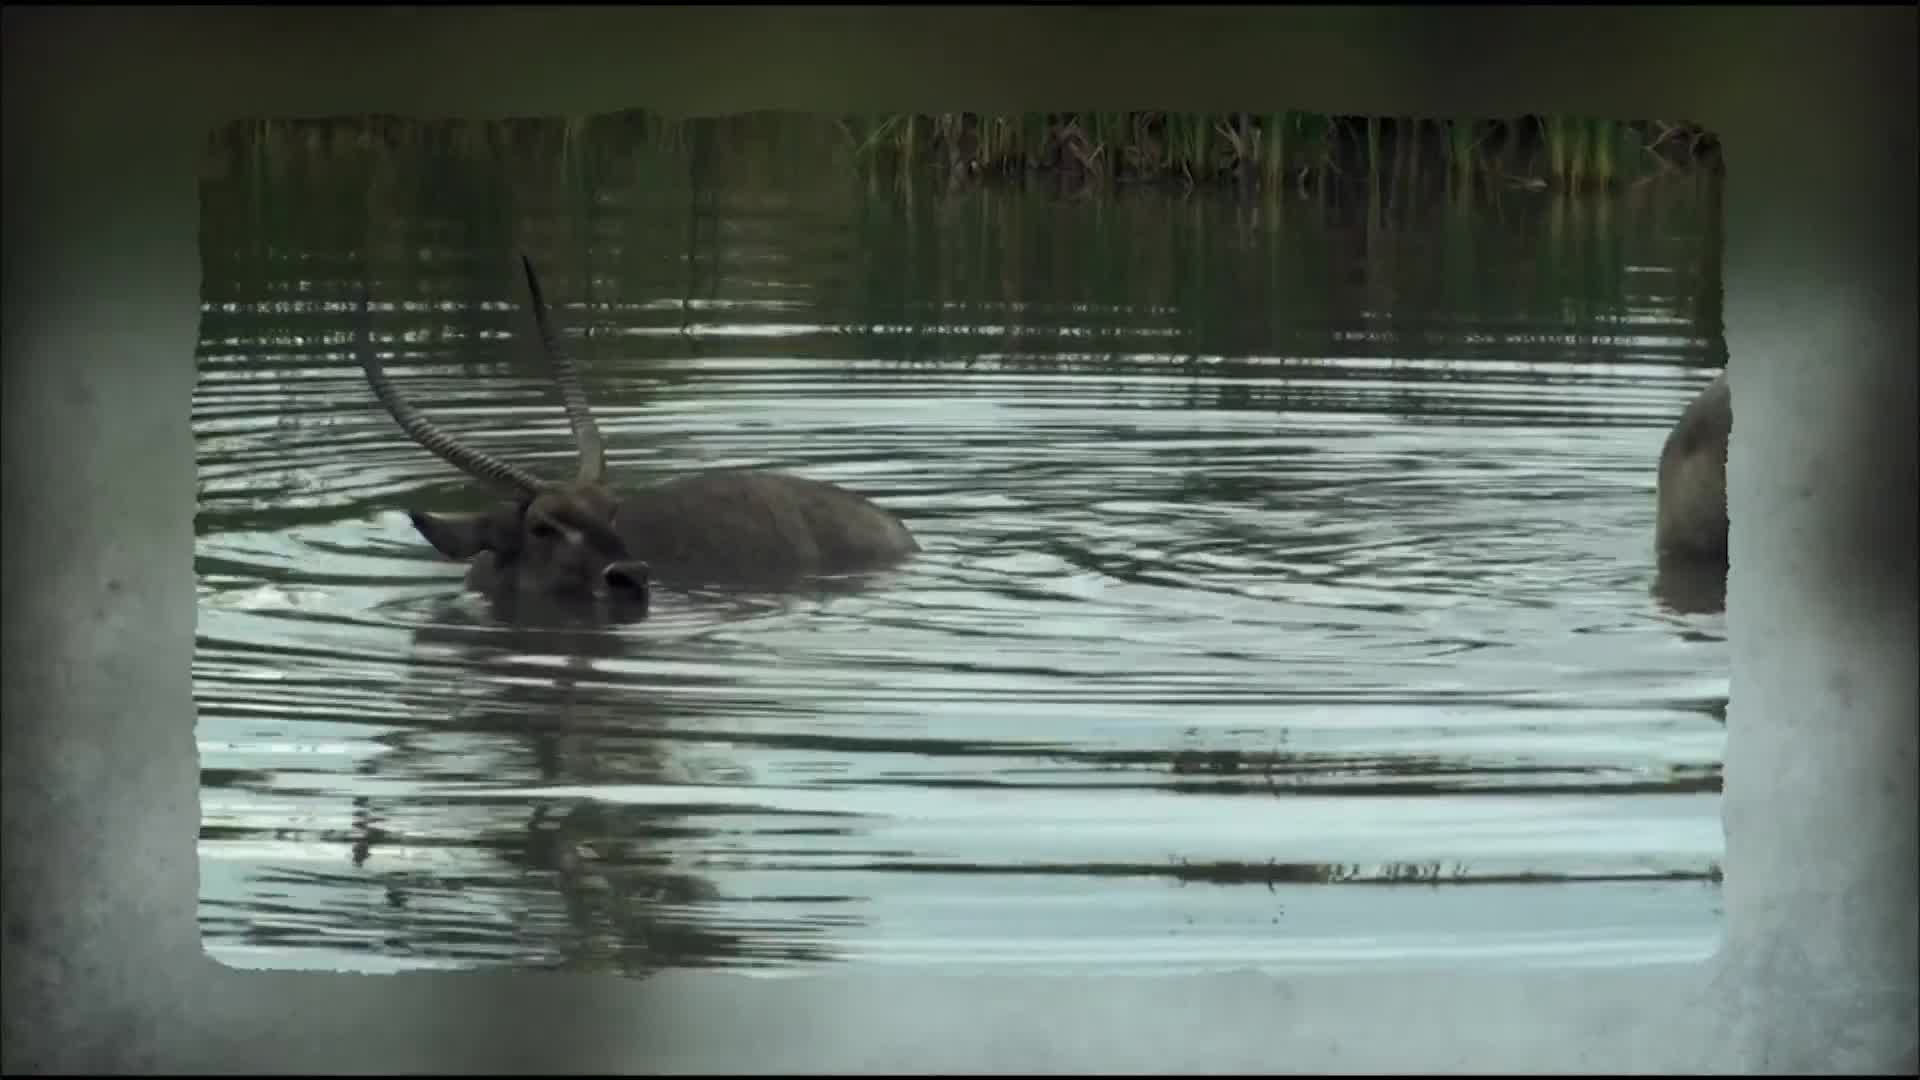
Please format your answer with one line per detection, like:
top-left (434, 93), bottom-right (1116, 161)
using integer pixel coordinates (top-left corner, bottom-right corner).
top-left (204, 109), bottom-right (1723, 212)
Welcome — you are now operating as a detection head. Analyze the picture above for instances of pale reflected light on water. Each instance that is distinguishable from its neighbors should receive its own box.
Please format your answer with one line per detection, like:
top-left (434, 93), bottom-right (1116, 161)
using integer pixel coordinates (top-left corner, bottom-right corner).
top-left (194, 141), bottom-right (1728, 977)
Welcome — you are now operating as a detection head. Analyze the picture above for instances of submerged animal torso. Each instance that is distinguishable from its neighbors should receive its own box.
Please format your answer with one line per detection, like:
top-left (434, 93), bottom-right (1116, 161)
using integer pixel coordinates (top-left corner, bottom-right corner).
top-left (611, 468), bottom-right (920, 585)
top-left (1654, 371), bottom-right (1731, 561)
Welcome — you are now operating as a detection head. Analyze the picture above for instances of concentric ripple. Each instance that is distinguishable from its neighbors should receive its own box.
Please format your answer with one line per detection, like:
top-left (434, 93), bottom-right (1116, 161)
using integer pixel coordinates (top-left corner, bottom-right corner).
top-left (197, 179), bottom-right (1729, 976)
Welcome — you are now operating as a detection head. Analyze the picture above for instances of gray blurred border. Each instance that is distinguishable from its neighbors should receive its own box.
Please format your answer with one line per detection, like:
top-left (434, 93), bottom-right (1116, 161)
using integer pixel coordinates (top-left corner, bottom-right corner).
top-left (4, 6), bottom-right (1913, 1074)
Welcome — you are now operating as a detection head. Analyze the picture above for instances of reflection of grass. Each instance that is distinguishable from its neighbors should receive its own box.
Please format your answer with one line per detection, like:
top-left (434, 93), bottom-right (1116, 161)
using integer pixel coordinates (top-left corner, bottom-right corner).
top-left (840, 857), bottom-right (1722, 889)
top-left (200, 111), bottom-right (1726, 390)
top-left (1160, 746), bottom-right (1723, 798)
top-left (833, 173), bottom-right (1724, 376)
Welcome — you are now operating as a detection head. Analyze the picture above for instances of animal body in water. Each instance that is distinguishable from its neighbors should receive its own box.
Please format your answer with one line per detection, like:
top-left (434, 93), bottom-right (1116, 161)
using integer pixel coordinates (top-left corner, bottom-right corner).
top-left (1652, 371), bottom-right (1730, 615)
top-left (355, 255), bottom-right (920, 619)
top-left (1654, 370), bottom-right (1731, 562)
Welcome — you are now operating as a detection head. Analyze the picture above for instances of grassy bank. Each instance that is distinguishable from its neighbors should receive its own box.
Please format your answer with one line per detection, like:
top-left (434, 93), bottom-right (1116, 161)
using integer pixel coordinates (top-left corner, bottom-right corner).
top-left (205, 110), bottom-right (1723, 204)
top-left (199, 108), bottom-right (1726, 364)
top-left (844, 112), bottom-right (1723, 197)
top-left (198, 108), bottom-right (1726, 399)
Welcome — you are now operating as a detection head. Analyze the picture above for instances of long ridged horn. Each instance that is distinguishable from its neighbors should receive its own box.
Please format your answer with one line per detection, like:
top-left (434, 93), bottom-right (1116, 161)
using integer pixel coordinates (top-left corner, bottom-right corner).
top-left (354, 282), bottom-right (546, 498)
top-left (520, 254), bottom-right (607, 487)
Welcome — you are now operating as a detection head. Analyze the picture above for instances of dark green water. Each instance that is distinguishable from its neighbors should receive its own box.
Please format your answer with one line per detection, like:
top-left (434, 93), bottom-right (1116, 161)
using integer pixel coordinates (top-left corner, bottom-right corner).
top-left (194, 124), bottom-right (1728, 976)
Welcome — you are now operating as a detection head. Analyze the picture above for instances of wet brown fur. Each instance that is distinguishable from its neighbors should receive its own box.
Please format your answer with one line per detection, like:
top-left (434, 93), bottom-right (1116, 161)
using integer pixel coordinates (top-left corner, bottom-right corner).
top-left (437, 470), bottom-right (920, 596)
top-left (1654, 371), bottom-right (1730, 561)
top-left (611, 469), bottom-right (920, 585)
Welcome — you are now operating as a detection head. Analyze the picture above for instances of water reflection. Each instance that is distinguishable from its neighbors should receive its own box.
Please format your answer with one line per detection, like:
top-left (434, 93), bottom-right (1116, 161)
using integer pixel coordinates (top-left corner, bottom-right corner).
top-left (398, 606), bottom-right (844, 974)
top-left (195, 127), bottom-right (1729, 976)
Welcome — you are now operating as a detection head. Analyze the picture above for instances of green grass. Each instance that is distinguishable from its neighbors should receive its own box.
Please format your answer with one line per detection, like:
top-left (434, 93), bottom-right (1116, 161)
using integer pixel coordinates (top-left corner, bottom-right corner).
top-left (833, 111), bottom-right (1717, 197)
top-left (204, 109), bottom-right (1722, 217)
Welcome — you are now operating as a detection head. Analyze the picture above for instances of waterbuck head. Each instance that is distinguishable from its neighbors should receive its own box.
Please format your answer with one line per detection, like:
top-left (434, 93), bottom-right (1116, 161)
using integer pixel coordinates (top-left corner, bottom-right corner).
top-left (356, 256), bottom-right (652, 612)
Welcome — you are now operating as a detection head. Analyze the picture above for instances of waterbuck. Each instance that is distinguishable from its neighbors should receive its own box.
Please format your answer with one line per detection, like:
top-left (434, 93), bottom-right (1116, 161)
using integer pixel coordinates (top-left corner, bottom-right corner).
top-left (1653, 370), bottom-right (1731, 562)
top-left (355, 256), bottom-right (920, 618)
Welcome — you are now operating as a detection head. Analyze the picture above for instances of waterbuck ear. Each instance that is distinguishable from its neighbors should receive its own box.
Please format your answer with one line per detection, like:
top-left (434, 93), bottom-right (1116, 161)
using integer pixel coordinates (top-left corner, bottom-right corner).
top-left (407, 503), bottom-right (526, 562)
top-left (407, 510), bottom-right (491, 561)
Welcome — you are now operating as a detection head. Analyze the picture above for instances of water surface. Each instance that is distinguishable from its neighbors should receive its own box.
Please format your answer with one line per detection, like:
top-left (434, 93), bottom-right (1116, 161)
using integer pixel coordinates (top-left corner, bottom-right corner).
top-left (196, 134), bottom-right (1729, 976)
